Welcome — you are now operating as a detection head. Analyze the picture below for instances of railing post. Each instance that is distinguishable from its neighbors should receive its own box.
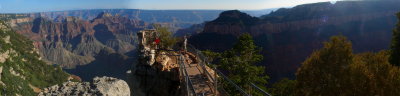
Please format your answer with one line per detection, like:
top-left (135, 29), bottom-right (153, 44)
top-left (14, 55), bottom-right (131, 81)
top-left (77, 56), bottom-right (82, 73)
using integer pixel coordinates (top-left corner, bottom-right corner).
top-left (214, 65), bottom-right (218, 96)
top-left (181, 55), bottom-right (190, 96)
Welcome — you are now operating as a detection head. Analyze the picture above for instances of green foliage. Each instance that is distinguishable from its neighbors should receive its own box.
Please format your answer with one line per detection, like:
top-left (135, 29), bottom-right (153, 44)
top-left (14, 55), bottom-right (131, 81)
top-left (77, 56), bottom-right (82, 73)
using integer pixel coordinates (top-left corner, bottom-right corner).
top-left (349, 51), bottom-right (400, 95)
top-left (201, 50), bottom-right (221, 64)
top-left (270, 78), bottom-right (296, 96)
top-left (0, 21), bottom-right (69, 95)
top-left (296, 35), bottom-right (400, 96)
top-left (154, 24), bottom-right (178, 49)
top-left (390, 12), bottom-right (400, 66)
top-left (296, 35), bottom-right (353, 95)
top-left (204, 33), bottom-right (268, 95)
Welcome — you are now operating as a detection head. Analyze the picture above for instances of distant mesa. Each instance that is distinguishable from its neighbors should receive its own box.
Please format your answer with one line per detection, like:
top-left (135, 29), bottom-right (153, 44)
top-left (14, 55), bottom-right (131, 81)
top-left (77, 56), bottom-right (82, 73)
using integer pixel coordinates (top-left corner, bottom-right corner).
top-left (95, 12), bottom-right (113, 19)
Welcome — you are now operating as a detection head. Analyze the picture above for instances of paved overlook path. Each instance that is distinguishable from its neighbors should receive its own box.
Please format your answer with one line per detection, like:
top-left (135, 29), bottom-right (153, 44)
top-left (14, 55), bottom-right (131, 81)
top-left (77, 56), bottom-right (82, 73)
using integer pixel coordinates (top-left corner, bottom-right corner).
top-left (181, 54), bottom-right (217, 96)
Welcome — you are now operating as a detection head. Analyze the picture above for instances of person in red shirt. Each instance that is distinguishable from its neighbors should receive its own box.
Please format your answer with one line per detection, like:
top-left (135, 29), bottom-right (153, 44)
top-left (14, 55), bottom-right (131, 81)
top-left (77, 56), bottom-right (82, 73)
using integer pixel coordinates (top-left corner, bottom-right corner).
top-left (154, 38), bottom-right (160, 45)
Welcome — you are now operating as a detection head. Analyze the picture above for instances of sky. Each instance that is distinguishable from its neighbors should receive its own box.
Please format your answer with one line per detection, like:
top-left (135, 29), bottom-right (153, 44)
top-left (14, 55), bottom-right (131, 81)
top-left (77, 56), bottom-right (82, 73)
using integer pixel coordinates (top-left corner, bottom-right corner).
top-left (0, 0), bottom-right (339, 13)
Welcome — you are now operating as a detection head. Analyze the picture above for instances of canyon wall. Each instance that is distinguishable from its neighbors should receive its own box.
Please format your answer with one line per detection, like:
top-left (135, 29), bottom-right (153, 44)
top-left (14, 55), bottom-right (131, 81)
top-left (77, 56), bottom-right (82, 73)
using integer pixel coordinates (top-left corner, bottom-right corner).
top-left (11, 13), bottom-right (147, 81)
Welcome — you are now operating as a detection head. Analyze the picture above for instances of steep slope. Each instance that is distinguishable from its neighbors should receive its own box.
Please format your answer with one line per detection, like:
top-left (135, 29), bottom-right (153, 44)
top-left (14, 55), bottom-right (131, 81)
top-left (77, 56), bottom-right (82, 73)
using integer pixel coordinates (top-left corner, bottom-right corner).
top-left (0, 21), bottom-right (69, 95)
top-left (11, 13), bottom-right (147, 81)
top-left (188, 1), bottom-right (400, 82)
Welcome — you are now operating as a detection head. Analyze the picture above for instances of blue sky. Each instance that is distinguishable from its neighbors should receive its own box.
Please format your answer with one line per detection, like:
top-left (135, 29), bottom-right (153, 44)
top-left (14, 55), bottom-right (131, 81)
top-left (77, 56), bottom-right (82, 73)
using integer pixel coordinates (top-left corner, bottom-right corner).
top-left (0, 0), bottom-right (339, 13)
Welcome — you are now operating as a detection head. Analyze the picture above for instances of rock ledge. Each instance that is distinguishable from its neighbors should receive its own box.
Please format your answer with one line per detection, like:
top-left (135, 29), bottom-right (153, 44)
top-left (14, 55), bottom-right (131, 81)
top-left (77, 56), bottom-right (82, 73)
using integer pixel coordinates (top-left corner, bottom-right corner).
top-left (38, 76), bottom-right (130, 96)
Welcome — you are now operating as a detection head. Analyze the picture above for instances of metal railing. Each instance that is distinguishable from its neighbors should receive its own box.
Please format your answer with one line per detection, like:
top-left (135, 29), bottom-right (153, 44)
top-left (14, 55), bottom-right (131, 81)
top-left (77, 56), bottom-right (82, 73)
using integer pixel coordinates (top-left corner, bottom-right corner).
top-left (187, 44), bottom-right (250, 96)
top-left (178, 54), bottom-right (197, 96)
top-left (215, 69), bottom-right (250, 96)
top-left (186, 44), bottom-right (273, 96)
top-left (250, 83), bottom-right (272, 96)
top-left (187, 44), bottom-right (215, 82)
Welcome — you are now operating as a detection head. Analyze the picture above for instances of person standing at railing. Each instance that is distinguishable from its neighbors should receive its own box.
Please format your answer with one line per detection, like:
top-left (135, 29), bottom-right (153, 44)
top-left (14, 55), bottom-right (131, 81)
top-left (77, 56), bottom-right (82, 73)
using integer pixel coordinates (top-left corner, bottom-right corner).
top-left (184, 35), bottom-right (187, 52)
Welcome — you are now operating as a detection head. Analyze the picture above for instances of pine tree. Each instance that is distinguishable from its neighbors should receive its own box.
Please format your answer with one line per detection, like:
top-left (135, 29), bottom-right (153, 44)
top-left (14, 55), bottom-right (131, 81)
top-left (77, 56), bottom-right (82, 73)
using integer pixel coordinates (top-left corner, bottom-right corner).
top-left (217, 33), bottom-right (268, 95)
top-left (389, 12), bottom-right (400, 66)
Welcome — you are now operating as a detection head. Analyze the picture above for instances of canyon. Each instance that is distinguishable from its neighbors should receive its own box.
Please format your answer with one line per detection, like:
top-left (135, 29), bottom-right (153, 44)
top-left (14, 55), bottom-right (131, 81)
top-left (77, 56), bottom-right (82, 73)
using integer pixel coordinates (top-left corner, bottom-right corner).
top-left (188, 1), bottom-right (400, 82)
top-left (3, 0), bottom-right (400, 85)
top-left (10, 12), bottom-right (146, 81)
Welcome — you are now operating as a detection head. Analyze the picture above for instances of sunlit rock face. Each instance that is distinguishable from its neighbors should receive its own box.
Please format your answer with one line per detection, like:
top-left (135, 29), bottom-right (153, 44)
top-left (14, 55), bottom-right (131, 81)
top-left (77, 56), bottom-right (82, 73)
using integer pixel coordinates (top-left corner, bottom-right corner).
top-left (188, 1), bottom-right (400, 82)
top-left (10, 13), bottom-right (146, 81)
top-left (12, 13), bottom-right (146, 68)
top-left (39, 76), bottom-right (130, 96)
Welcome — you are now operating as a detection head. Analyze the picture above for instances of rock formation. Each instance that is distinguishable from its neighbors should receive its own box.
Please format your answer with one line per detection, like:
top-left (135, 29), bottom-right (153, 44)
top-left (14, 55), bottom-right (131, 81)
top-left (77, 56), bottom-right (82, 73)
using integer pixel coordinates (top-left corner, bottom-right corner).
top-left (127, 29), bottom-right (182, 96)
top-left (39, 76), bottom-right (130, 96)
top-left (11, 12), bottom-right (146, 68)
top-left (10, 13), bottom-right (145, 81)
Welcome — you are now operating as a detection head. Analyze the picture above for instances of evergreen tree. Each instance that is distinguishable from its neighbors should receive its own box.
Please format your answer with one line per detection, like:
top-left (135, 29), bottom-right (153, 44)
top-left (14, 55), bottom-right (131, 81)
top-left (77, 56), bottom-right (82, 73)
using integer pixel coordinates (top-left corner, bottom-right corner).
top-left (216, 33), bottom-right (268, 95)
top-left (270, 78), bottom-right (296, 96)
top-left (390, 12), bottom-right (400, 66)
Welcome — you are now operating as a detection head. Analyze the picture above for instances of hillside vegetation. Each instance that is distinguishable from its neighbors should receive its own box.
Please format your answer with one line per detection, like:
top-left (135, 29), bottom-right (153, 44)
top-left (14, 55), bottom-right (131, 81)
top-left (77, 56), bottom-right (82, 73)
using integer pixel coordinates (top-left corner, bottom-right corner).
top-left (0, 20), bottom-right (68, 95)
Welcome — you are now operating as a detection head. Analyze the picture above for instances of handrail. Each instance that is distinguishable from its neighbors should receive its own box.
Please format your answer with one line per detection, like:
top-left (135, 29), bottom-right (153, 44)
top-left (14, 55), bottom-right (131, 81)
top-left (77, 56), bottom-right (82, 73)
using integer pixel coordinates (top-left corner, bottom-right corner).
top-left (187, 44), bottom-right (251, 96)
top-left (188, 45), bottom-right (220, 95)
top-left (250, 83), bottom-right (272, 96)
top-left (215, 70), bottom-right (250, 96)
top-left (179, 55), bottom-right (197, 96)
top-left (187, 44), bottom-right (273, 96)
top-left (187, 44), bottom-right (216, 82)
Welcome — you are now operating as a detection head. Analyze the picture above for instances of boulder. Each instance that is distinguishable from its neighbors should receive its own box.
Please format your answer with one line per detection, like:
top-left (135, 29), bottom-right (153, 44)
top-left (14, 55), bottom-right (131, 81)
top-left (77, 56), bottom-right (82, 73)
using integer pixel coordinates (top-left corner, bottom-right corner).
top-left (38, 76), bottom-right (130, 96)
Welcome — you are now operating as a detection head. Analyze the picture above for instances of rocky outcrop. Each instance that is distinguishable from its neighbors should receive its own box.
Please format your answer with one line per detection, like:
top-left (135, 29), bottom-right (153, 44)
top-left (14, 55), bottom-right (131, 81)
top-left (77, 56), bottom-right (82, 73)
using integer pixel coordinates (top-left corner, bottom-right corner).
top-left (127, 30), bottom-right (182, 96)
top-left (39, 76), bottom-right (130, 96)
top-left (0, 49), bottom-right (11, 63)
top-left (2, 35), bottom-right (10, 44)
top-left (0, 66), bottom-right (4, 86)
top-left (93, 77), bottom-right (130, 96)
